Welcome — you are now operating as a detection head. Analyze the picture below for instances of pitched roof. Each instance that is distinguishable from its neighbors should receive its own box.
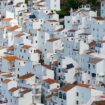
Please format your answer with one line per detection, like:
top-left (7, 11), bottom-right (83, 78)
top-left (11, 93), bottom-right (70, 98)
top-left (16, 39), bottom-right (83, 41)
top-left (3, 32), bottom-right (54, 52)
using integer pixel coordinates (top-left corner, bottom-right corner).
top-left (59, 83), bottom-right (76, 92)
top-left (44, 78), bottom-right (58, 84)
top-left (93, 17), bottom-right (105, 20)
top-left (4, 25), bottom-right (19, 31)
top-left (3, 56), bottom-right (19, 61)
top-left (47, 20), bottom-right (58, 22)
top-left (79, 33), bottom-right (90, 35)
top-left (15, 33), bottom-right (25, 38)
top-left (47, 38), bottom-right (60, 42)
top-left (59, 83), bottom-right (90, 92)
top-left (42, 64), bottom-right (51, 69)
top-left (89, 57), bottom-right (103, 64)
top-left (18, 73), bottom-right (34, 80)
top-left (21, 45), bottom-right (32, 49)
top-left (89, 41), bottom-right (96, 47)
top-left (20, 89), bottom-right (32, 94)
top-left (0, 18), bottom-right (13, 22)
top-left (93, 100), bottom-right (105, 105)
top-left (9, 87), bottom-right (18, 92)
top-left (7, 45), bottom-right (14, 51)
top-left (47, 13), bottom-right (55, 15)
top-left (2, 79), bottom-right (11, 84)
top-left (97, 40), bottom-right (105, 43)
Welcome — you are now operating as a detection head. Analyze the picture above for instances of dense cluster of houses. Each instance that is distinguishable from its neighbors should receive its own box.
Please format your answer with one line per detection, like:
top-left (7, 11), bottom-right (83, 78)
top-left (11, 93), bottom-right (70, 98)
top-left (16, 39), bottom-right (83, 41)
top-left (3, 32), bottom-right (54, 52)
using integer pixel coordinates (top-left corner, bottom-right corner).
top-left (0, 0), bottom-right (105, 105)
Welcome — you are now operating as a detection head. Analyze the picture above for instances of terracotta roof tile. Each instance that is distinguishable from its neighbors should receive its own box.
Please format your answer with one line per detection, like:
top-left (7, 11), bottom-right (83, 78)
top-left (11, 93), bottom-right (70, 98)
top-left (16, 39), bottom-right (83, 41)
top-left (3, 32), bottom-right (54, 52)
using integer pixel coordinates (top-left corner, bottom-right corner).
top-left (9, 87), bottom-right (18, 92)
top-left (93, 100), bottom-right (105, 105)
top-left (93, 17), bottom-right (105, 20)
top-left (15, 33), bottom-right (25, 38)
top-left (4, 25), bottom-right (19, 31)
top-left (89, 41), bottom-right (96, 47)
top-left (59, 83), bottom-right (76, 92)
top-left (47, 20), bottom-right (58, 22)
top-left (22, 45), bottom-right (32, 49)
top-left (18, 73), bottom-right (34, 80)
top-left (0, 18), bottom-right (13, 22)
top-left (47, 13), bottom-right (55, 15)
top-left (3, 56), bottom-right (19, 61)
top-left (42, 64), bottom-right (51, 69)
top-left (2, 79), bottom-right (11, 84)
top-left (44, 78), bottom-right (58, 84)
top-left (47, 38), bottom-right (60, 42)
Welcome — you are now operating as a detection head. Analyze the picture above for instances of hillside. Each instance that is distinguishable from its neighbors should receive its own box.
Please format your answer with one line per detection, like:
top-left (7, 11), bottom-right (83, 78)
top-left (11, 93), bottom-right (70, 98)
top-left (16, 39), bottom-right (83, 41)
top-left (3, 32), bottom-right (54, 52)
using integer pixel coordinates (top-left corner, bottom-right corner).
top-left (57, 0), bottom-right (100, 18)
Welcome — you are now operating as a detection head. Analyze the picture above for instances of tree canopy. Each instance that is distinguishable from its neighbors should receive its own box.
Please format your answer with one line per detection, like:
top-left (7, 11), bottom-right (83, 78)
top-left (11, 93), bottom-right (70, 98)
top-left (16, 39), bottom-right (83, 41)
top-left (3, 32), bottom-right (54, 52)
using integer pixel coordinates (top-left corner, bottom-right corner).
top-left (57, 0), bottom-right (100, 18)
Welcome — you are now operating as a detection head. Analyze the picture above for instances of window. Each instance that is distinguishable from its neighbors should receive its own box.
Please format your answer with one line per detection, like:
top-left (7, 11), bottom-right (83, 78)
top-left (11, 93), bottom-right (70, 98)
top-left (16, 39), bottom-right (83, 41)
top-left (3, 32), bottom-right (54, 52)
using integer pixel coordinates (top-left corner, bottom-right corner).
top-left (92, 73), bottom-right (96, 77)
top-left (63, 93), bottom-right (66, 100)
top-left (17, 74), bottom-right (19, 78)
top-left (88, 80), bottom-right (90, 83)
top-left (34, 50), bottom-right (35, 53)
top-left (102, 3), bottom-right (104, 7)
top-left (78, 20), bottom-right (80, 23)
top-left (93, 65), bottom-right (95, 69)
top-left (76, 100), bottom-right (79, 105)
top-left (76, 92), bottom-right (79, 96)
top-left (88, 71), bottom-right (90, 74)
top-left (58, 69), bottom-right (60, 72)
top-left (18, 68), bottom-right (19, 71)
top-left (88, 64), bottom-right (90, 69)
top-left (35, 34), bottom-right (37, 36)
top-left (33, 65), bottom-right (35, 69)
top-left (1, 78), bottom-right (3, 81)
top-left (57, 85), bottom-right (59, 88)
top-left (59, 92), bottom-right (62, 98)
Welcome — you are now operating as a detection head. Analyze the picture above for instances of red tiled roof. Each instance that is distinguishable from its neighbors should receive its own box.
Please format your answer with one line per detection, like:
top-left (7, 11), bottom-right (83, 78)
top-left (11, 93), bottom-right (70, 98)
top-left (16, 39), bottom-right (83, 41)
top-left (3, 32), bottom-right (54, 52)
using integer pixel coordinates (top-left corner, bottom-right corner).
top-left (9, 87), bottom-right (18, 92)
top-left (2, 79), bottom-right (11, 84)
top-left (0, 18), bottom-right (13, 22)
top-left (22, 45), bottom-right (32, 49)
top-left (44, 78), bottom-right (58, 84)
top-left (3, 56), bottom-right (19, 61)
top-left (18, 73), bottom-right (34, 80)
top-left (47, 38), bottom-right (60, 42)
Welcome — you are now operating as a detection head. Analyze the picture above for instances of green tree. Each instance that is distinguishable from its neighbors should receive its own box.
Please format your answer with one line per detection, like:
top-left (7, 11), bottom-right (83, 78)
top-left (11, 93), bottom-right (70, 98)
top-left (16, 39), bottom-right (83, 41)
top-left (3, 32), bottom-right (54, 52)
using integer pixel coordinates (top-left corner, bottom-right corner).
top-left (57, 0), bottom-right (100, 18)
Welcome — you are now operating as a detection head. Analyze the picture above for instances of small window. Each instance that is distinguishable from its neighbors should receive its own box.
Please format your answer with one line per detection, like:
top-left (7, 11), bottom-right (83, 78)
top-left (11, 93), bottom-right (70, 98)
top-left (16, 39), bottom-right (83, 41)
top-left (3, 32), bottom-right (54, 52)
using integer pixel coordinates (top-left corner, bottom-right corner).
top-left (76, 92), bottom-right (79, 96)
top-left (63, 93), bottom-right (66, 100)
top-left (28, 57), bottom-right (30, 60)
top-left (59, 92), bottom-right (62, 98)
top-left (18, 68), bottom-right (19, 71)
top-left (76, 100), bottom-right (79, 105)
top-left (93, 65), bottom-right (95, 68)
